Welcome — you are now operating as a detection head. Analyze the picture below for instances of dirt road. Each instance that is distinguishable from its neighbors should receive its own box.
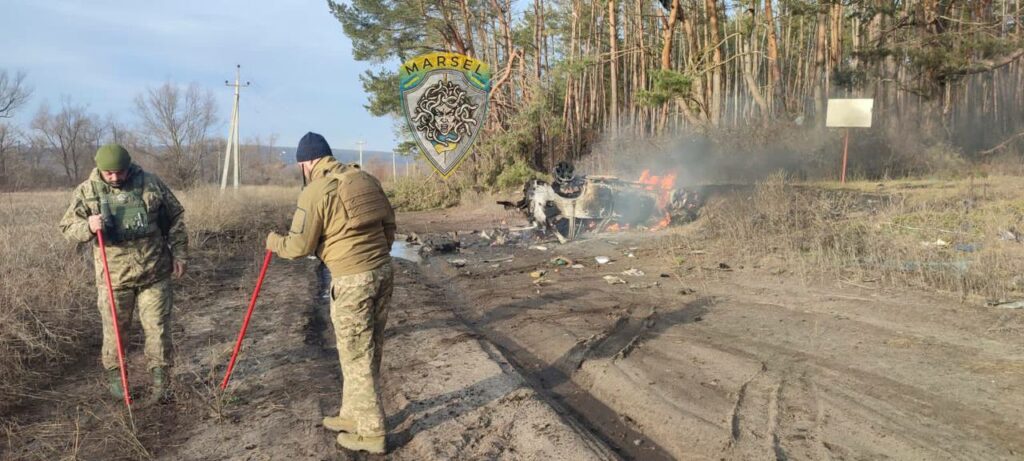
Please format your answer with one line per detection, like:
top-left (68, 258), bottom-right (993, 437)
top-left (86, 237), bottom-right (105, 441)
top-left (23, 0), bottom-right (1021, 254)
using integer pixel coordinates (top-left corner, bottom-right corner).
top-left (4, 204), bottom-right (1022, 460)
top-left (3, 228), bottom-right (613, 460)
top-left (399, 206), bottom-right (1024, 461)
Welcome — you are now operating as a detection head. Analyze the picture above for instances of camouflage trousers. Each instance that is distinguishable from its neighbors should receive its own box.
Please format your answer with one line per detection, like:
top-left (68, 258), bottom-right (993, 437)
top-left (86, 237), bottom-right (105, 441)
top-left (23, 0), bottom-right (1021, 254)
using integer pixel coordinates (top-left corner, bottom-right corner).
top-left (330, 262), bottom-right (394, 437)
top-left (97, 278), bottom-right (173, 371)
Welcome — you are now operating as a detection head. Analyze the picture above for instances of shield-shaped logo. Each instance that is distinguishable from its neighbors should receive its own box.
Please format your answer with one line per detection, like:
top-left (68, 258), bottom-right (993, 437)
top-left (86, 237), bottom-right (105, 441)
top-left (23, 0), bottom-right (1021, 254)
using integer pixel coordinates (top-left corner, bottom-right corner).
top-left (400, 52), bottom-right (491, 178)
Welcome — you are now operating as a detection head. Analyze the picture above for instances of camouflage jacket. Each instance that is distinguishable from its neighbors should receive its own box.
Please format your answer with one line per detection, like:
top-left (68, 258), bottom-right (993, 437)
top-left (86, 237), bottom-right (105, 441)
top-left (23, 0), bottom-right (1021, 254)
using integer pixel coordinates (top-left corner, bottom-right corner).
top-left (268, 156), bottom-right (395, 277)
top-left (59, 165), bottom-right (188, 288)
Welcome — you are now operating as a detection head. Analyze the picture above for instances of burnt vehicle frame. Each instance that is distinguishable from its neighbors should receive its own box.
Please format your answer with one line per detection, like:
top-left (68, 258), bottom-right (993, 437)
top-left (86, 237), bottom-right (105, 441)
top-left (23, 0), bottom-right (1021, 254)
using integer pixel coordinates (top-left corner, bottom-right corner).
top-left (499, 162), bottom-right (704, 242)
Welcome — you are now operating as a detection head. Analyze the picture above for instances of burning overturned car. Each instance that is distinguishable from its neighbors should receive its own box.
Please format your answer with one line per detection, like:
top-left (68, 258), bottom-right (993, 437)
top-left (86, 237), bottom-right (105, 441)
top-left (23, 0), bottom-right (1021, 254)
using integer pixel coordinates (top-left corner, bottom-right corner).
top-left (498, 162), bottom-right (705, 242)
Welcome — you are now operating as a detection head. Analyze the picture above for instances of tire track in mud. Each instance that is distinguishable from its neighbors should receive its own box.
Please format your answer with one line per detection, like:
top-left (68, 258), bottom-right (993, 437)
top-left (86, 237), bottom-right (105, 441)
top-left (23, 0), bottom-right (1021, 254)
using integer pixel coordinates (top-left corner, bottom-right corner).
top-left (424, 262), bottom-right (682, 461)
top-left (378, 260), bottom-right (620, 460)
top-left (708, 329), bottom-right (1019, 457)
top-left (726, 365), bottom-right (829, 461)
top-left (302, 263), bottom-right (333, 350)
top-left (665, 312), bottom-right (1023, 461)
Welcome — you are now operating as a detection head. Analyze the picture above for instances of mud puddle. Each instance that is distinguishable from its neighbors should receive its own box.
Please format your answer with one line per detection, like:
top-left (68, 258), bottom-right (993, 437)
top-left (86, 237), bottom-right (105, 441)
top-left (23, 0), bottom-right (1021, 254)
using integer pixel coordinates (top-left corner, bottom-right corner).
top-left (390, 241), bottom-right (422, 263)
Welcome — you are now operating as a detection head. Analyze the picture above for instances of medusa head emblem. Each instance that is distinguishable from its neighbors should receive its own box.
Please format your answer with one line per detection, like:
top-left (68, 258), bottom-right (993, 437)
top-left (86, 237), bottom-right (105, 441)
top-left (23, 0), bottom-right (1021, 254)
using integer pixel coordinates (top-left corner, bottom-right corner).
top-left (412, 80), bottom-right (479, 153)
top-left (400, 52), bottom-right (491, 177)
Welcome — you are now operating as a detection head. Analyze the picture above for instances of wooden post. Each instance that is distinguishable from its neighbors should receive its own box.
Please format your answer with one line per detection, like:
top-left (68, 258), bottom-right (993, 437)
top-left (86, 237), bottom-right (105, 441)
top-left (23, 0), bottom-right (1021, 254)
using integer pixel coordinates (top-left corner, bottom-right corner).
top-left (841, 128), bottom-right (850, 184)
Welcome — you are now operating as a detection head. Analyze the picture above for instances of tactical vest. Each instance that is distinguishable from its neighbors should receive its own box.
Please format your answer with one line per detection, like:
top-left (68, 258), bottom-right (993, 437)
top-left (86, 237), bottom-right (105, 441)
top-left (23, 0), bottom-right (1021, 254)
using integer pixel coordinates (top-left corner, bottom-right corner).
top-left (329, 166), bottom-right (391, 228)
top-left (91, 173), bottom-right (160, 243)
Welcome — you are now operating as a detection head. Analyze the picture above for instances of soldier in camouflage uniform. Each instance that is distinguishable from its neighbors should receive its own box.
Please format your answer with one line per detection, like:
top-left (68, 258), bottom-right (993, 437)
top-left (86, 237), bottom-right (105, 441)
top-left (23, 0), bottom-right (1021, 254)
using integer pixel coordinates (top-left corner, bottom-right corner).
top-left (266, 132), bottom-right (395, 454)
top-left (59, 144), bottom-right (188, 404)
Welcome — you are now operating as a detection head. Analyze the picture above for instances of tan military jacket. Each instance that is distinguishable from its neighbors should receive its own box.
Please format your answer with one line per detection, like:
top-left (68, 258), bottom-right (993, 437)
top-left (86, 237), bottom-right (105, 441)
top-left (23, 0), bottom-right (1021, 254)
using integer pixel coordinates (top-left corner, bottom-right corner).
top-left (268, 156), bottom-right (396, 276)
top-left (59, 165), bottom-right (188, 289)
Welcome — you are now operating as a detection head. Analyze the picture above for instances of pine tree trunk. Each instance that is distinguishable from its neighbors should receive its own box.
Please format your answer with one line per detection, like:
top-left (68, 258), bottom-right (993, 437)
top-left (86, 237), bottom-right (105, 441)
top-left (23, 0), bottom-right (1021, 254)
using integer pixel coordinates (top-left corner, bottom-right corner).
top-left (608, 0), bottom-right (619, 135)
top-left (705, 0), bottom-right (724, 126)
top-left (764, 0), bottom-right (784, 111)
top-left (813, 3), bottom-right (828, 125)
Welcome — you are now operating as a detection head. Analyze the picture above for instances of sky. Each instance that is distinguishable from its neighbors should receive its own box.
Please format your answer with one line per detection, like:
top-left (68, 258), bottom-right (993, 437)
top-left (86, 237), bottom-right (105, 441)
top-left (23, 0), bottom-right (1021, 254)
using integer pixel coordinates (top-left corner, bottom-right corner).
top-left (0, 0), bottom-right (398, 151)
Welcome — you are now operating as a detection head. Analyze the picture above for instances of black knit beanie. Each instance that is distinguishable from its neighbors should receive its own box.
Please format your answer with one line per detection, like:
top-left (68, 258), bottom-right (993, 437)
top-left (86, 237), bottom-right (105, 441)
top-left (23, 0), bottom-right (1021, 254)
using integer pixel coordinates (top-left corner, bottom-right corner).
top-left (295, 132), bottom-right (333, 162)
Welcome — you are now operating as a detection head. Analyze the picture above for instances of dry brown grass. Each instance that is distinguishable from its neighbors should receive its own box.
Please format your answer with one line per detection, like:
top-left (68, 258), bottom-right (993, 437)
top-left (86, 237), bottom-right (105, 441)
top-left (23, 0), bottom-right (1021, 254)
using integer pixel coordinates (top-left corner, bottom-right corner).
top-left (0, 185), bottom-right (299, 415)
top-left (0, 191), bottom-right (94, 414)
top-left (3, 403), bottom-right (155, 460)
top-left (386, 174), bottom-right (464, 211)
top-left (684, 173), bottom-right (1024, 302)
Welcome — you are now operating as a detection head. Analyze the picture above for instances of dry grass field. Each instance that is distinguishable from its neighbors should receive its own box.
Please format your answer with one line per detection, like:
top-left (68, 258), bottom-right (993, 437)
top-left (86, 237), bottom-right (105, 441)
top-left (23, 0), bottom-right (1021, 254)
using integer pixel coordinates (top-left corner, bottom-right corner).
top-left (692, 174), bottom-right (1024, 303)
top-left (0, 186), bottom-right (298, 414)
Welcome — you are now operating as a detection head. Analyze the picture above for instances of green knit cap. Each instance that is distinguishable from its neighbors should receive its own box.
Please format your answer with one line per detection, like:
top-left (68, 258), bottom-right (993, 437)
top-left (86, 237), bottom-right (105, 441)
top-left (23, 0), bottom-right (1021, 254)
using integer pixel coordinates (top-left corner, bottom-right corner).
top-left (95, 144), bottom-right (131, 171)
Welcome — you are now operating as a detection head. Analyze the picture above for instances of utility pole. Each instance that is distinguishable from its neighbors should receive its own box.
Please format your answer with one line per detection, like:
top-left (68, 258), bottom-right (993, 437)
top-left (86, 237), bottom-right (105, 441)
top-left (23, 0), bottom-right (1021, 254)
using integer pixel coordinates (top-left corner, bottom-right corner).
top-left (392, 150), bottom-right (397, 180)
top-left (356, 140), bottom-right (365, 167)
top-left (221, 65), bottom-right (250, 191)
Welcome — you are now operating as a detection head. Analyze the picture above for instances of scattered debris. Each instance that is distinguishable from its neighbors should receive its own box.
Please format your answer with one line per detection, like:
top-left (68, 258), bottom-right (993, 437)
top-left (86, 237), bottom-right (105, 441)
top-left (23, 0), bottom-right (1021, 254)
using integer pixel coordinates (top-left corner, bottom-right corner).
top-left (550, 256), bottom-right (573, 266)
top-left (955, 243), bottom-right (981, 253)
top-left (603, 275), bottom-right (627, 285)
top-left (627, 252), bottom-right (636, 258)
top-left (482, 255), bottom-right (515, 263)
top-left (447, 258), bottom-right (468, 268)
top-left (529, 245), bottom-right (549, 251)
top-left (900, 261), bottom-right (970, 273)
top-left (530, 270), bottom-right (548, 278)
top-left (998, 229), bottom-right (1020, 242)
top-left (479, 228), bottom-right (516, 246)
top-left (718, 262), bottom-right (732, 271)
top-left (621, 268), bottom-right (646, 277)
top-left (987, 300), bottom-right (1024, 309)
top-left (629, 282), bottom-right (661, 290)
top-left (921, 239), bottom-right (950, 248)
top-left (679, 288), bottom-right (696, 295)
top-left (595, 256), bottom-right (611, 265)
top-left (420, 236), bottom-right (460, 255)
top-left (509, 222), bottom-right (539, 232)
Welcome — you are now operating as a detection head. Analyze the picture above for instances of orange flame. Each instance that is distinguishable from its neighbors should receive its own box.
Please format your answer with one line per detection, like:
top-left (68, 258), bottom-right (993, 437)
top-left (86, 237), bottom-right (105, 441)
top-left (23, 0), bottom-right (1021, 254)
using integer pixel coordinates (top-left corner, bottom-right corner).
top-left (638, 169), bottom-right (676, 230)
top-left (639, 170), bottom-right (677, 194)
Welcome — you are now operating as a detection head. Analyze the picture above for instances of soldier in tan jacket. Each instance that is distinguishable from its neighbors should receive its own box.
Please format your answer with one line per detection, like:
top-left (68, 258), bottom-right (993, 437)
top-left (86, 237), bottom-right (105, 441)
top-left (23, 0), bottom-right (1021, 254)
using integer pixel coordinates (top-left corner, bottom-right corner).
top-left (266, 132), bottom-right (395, 454)
top-left (59, 144), bottom-right (188, 404)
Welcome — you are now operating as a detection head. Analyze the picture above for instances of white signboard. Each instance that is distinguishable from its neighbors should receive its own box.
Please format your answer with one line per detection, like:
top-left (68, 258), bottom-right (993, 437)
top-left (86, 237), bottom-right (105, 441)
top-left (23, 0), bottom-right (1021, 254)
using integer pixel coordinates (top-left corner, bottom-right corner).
top-left (826, 99), bottom-right (874, 128)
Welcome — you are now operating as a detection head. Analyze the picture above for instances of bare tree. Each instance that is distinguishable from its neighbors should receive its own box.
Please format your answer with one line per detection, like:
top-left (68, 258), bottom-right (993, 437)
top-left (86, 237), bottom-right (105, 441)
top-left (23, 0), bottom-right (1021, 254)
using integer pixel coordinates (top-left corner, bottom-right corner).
top-left (104, 114), bottom-right (130, 145)
top-left (0, 122), bottom-right (20, 186)
top-left (0, 70), bottom-right (32, 119)
top-left (0, 71), bottom-right (31, 187)
top-left (134, 82), bottom-right (218, 187)
top-left (32, 98), bottom-right (103, 185)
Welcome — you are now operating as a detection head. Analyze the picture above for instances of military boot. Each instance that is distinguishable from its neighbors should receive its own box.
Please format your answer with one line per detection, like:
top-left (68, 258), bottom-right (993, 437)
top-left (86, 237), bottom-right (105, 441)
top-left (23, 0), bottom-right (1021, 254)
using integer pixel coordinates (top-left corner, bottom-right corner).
top-left (322, 415), bottom-right (356, 432)
top-left (336, 432), bottom-right (385, 454)
top-left (146, 367), bottom-right (169, 404)
top-left (107, 369), bottom-right (124, 400)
